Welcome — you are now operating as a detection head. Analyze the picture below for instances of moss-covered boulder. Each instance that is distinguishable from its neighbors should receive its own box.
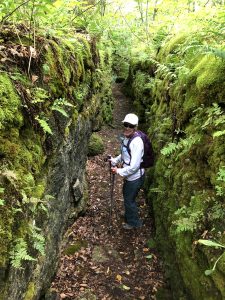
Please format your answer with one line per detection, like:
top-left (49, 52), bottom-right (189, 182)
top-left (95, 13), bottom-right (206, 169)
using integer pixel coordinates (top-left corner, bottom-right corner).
top-left (88, 133), bottom-right (104, 156)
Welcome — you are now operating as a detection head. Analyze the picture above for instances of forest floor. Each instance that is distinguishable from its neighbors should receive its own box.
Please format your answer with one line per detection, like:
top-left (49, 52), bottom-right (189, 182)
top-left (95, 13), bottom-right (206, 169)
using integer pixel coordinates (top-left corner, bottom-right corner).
top-left (51, 83), bottom-right (170, 300)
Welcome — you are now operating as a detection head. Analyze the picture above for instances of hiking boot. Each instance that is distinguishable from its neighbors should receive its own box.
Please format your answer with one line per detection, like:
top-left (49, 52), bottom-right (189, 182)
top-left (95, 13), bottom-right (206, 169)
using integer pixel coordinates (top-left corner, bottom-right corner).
top-left (122, 222), bottom-right (143, 230)
top-left (122, 223), bottom-right (133, 230)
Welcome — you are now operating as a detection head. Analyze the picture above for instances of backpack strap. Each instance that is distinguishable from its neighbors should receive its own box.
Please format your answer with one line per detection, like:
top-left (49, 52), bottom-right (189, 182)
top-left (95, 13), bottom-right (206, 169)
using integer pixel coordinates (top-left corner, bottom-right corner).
top-left (126, 131), bottom-right (139, 157)
top-left (122, 131), bottom-right (140, 165)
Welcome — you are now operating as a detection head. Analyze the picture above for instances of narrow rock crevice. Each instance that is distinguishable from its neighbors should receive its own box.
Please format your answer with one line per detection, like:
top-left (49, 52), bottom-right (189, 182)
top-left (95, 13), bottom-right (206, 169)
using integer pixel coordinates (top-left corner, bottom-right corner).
top-left (50, 83), bottom-right (171, 300)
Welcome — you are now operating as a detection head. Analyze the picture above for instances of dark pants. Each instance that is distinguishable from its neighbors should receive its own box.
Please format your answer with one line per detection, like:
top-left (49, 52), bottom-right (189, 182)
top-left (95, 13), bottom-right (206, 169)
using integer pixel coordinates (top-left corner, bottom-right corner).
top-left (123, 175), bottom-right (145, 227)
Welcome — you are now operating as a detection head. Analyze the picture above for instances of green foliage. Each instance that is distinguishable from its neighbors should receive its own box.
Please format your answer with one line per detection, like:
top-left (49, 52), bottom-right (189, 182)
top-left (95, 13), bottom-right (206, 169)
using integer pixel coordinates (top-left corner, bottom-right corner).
top-left (42, 64), bottom-right (50, 75)
top-left (217, 166), bottom-right (225, 182)
top-left (198, 239), bottom-right (225, 249)
top-left (215, 166), bottom-right (225, 196)
top-left (198, 239), bottom-right (225, 276)
top-left (173, 205), bottom-right (203, 234)
top-left (208, 202), bottom-right (225, 221)
top-left (30, 225), bottom-right (45, 255)
top-left (155, 63), bottom-right (176, 81)
top-left (8, 190), bottom-right (51, 268)
top-left (160, 142), bottom-right (178, 156)
top-left (51, 97), bottom-right (74, 118)
top-left (161, 134), bottom-right (201, 158)
top-left (0, 0), bottom-right (53, 26)
top-left (31, 88), bottom-right (49, 104)
top-left (0, 187), bottom-right (4, 206)
top-left (9, 238), bottom-right (36, 269)
top-left (9, 225), bottom-right (45, 269)
top-left (203, 46), bottom-right (225, 60)
top-left (10, 224), bottom-right (46, 269)
top-left (73, 86), bottom-right (88, 105)
top-left (201, 103), bottom-right (225, 130)
top-left (35, 116), bottom-right (52, 135)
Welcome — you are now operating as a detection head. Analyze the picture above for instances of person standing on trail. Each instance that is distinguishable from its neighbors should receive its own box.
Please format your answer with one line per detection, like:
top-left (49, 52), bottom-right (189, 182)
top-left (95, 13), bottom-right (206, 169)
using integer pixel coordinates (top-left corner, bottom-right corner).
top-left (110, 113), bottom-right (144, 230)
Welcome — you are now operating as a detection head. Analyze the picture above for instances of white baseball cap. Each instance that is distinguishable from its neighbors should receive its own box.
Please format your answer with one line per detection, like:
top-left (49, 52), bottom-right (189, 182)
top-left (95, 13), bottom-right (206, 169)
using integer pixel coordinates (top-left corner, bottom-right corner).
top-left (122, 113), bottom-right (139, 125)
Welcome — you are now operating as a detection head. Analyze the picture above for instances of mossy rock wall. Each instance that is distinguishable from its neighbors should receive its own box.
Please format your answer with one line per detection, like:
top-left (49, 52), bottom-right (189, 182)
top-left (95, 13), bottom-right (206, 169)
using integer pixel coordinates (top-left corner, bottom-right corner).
top-left (126, 30), bottom-right (225, 299)
top-left (0, 26), bottom-right (113, 299)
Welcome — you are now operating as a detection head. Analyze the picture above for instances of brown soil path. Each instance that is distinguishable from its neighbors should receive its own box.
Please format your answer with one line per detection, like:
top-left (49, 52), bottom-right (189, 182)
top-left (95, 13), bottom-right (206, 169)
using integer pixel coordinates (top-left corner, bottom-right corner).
top-left (51, 83), bottom-right (167, 300)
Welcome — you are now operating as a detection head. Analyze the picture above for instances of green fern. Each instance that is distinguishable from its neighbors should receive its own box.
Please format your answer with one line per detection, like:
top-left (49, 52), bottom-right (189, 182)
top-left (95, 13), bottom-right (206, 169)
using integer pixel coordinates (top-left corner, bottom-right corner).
top-left (161, 142), bottom-right (178, 156)
top-left (215, 185), bottom-right (224, 196)
top-left (51, 98), bottom-right (74, 118)
top-left (203, 45), bottom-right (225, 60)
top-left (202, 103), bottom-right (225, 130)
top-left (42, 63), bottom-right (50, 75)
top-left (173, 205), bottom-right (203, 234)
top-left (30, 225), bottom-right (45, 256)
top-left (10, 238), bottom-right (36, 268)
top-left (51, 106), bottom-right (69, 117)
top-left (217, 167), bottom-right (225, 182)
top-left (32, 87), bottom-right (49, 104)
top-left (35, 116), bottom-right (53, 135)
top-left (208, 202), bottom-right (225, 220)
top-left (161, 134), bottom-right (201, 158)
top-left (9, 190), bottom-right (51, 267)
top-left (155, 62), bottom-right (176, 81)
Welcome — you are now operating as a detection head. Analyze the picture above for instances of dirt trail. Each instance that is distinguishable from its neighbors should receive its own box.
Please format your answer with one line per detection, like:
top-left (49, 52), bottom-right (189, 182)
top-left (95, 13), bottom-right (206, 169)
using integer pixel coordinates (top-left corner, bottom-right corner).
top-left (51, 83), bottom-right (167, 300)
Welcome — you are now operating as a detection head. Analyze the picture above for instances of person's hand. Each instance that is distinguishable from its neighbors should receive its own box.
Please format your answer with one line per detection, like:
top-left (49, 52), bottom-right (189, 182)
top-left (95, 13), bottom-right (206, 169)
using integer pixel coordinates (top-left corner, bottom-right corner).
top-left (111, 166), bottom-right (117, 174)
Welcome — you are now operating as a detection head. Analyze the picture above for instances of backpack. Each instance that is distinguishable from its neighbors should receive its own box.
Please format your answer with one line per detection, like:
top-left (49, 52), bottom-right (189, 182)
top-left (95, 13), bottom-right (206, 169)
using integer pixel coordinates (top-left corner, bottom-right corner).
top-left (126, 130), bottom-right (154, 168)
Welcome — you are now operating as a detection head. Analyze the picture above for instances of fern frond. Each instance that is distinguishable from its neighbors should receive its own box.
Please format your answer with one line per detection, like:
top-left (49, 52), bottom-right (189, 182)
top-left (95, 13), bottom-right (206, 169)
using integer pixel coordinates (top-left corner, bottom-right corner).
top-left (161, 142), bottom-right (178, 156)
top-left (51, 106), bottom-right (69, 117)
top-left (10, 238), bottom-right (36, 268)
top-left (35, 116), bottom-right (53, 135)
top-left (203, 45), bottom-right (225, 60)
top-left (213, 130), bottom-right (225, 138)
top-left (30, 225), bottom-right (45, 255)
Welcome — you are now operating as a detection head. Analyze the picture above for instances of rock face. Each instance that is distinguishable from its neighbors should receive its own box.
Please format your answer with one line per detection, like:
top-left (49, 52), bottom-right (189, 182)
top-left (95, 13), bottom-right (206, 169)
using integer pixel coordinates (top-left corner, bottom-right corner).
top-left (125, 30), bottom-right (225, 299)
top-left (0, 27), bottom-right (113, 299)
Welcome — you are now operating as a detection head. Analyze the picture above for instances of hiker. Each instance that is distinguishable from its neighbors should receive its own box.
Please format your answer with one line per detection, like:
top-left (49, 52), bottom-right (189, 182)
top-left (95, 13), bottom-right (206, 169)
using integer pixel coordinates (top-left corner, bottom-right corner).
top-left (110, 113), bottom-right (145, 230)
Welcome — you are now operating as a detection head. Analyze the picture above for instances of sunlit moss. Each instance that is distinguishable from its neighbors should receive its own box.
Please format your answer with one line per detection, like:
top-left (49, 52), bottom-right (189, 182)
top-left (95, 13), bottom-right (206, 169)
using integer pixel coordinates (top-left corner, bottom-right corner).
top-left (0, 73), bottom-right (23, 131)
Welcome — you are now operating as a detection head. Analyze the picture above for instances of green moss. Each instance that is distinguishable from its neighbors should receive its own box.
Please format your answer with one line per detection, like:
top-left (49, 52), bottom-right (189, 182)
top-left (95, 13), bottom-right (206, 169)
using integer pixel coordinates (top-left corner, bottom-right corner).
top-left (24, 282), bottom-right (35, 300)
top-left (175, 235), bottom-right (220, 300)
top-left (0, 73), bottom-right (23, 131)
top-left (64, 240), bottom-right (88, 255)
top-left (187, 55), bottom-right (225, 105)
top-left (88, 133), bottom-right (104, 156)
top-left (157, 32), bottom-right (189, 61)
top-left (32, 182), bottom-right (45, 199)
